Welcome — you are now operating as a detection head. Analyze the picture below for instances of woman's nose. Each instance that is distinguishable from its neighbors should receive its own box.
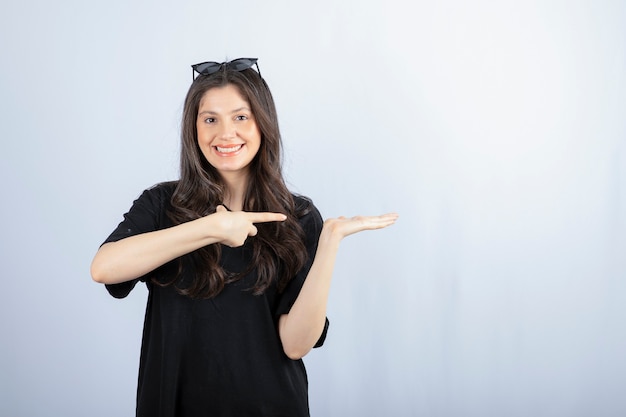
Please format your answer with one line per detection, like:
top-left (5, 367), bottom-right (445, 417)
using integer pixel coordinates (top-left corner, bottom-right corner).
top-left (218, 121), bottom-right (236, 140)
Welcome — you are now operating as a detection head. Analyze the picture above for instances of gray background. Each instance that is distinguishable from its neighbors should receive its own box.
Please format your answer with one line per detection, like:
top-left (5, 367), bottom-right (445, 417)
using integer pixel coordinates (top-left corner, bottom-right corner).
top-left (1, 0), bottom-right (625, 416)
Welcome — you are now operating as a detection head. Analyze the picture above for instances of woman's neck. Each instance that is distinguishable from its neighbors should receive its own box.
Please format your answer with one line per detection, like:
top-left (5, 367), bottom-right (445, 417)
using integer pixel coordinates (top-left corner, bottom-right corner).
top-left (221, 171), bottom-right (249, 211)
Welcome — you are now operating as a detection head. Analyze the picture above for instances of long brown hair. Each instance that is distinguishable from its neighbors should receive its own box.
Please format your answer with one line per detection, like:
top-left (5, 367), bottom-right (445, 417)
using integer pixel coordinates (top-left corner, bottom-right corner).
top-left (162, 66), bottom-right (309, 299)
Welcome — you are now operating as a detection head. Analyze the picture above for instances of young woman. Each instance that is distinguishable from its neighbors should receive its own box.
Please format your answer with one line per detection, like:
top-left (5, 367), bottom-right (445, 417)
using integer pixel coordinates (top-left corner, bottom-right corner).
top-left (91, 58), bottom-right (398, 417)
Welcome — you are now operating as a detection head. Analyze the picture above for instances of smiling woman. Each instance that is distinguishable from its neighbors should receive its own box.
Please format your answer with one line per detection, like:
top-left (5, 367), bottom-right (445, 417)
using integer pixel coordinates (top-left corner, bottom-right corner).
top-left (195, 84), bottom-right (262, 196)
top-left (89, 58), bottom-right (398, 417)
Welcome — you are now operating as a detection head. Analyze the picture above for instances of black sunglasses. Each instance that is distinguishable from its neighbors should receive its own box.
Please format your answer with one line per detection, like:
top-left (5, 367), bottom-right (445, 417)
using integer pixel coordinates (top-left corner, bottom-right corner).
top-left (191, 58), bottom-right (261, 80)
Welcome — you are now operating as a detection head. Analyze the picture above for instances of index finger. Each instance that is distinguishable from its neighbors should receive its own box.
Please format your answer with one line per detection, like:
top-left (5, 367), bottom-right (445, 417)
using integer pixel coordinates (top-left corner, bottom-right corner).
top-left (246, 212), bottom-right (288, 224)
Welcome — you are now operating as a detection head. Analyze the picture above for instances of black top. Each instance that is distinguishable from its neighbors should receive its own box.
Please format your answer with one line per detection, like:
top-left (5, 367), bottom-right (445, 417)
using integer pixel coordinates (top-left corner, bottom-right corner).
top-left (103, 182), bottom-right (328, 417)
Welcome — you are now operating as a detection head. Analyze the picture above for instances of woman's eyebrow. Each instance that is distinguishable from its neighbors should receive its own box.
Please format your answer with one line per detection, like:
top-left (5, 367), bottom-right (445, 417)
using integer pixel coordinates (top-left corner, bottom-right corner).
top-left (231, 106), bottom-right (250, 112)
top-left (198, 107), bottom-right (251, 116)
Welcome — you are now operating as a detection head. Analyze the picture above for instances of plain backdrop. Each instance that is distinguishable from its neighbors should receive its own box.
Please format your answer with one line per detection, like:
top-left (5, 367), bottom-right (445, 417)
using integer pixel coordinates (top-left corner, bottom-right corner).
top-left (1, 1), bottom-right (625, 416)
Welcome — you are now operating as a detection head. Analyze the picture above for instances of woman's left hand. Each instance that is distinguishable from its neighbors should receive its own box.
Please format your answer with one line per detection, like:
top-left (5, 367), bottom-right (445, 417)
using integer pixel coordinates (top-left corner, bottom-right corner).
top-left (322, 212), bottom-right (399, 241)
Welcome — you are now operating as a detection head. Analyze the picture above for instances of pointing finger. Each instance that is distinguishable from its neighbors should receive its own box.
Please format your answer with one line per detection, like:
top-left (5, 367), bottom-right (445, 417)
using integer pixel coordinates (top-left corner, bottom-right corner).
top-left (247, 212), bottom-right (288, 224)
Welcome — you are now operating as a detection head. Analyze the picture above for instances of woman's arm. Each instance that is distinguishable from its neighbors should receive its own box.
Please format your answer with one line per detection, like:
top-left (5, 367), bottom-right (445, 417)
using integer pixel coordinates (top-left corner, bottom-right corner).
top-left (278, 213), bottom-right (399, 360)
top-left (91, 206), bottom-right (287, 285)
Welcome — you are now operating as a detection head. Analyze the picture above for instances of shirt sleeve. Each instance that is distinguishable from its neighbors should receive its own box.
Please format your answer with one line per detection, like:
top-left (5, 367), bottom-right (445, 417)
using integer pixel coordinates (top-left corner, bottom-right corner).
top-left (274, 198), bottom-right (330, 347)
top-left (102, 183), bottom-right (170, 299)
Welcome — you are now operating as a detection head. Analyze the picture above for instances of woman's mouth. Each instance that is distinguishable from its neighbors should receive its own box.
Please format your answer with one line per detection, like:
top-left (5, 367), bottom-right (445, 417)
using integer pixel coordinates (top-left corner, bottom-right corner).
top-left (215, 144), bottom-right (243, 154)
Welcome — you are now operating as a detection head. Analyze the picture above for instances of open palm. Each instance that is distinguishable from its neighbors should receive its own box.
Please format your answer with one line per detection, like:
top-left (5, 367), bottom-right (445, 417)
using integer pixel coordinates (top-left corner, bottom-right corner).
top-left (323, 213), bottom-right (399, 240)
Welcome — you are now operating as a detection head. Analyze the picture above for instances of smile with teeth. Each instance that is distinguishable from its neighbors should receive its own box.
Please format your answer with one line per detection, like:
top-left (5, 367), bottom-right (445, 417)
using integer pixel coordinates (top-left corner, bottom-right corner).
top-left (215, 144), bottom-right (243, 154)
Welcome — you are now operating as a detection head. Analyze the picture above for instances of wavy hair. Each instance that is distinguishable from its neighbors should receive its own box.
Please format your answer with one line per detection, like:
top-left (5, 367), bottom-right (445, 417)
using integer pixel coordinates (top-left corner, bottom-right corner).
top-left (163, 66), bottom-right (309, 299)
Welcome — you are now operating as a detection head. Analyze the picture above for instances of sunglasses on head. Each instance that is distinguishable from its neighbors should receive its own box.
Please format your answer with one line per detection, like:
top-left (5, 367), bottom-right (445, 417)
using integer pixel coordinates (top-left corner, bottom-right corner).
top-left (191, 58), bottom-right (261, 81)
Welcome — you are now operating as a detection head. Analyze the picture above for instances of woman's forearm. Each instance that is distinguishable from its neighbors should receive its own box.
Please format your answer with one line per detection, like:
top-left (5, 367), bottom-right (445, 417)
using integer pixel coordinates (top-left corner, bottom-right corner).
top-left (90, 217), bottom-right (222, 285)
top-left (91, 208), bottom-right (289, 285)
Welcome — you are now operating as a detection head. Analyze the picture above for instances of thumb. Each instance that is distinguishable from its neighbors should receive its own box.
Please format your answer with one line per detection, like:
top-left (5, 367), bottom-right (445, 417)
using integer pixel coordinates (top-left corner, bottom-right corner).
top-left (216, 205), bottom-right (227, 213)
top-left (249, 224), bottom-right (258, 237)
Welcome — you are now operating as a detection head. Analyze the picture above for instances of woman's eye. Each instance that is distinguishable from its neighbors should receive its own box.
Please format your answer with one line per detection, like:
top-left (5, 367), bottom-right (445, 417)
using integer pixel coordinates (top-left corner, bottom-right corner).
top-left (236, 115), bottom-right (248, 121)
top-left (204, 117), bottom-right (216, 124)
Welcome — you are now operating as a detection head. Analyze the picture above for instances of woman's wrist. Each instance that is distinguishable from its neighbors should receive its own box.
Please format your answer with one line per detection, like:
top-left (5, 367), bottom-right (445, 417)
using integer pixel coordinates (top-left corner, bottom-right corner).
top-left (319, 220), bottom-right (343, 248)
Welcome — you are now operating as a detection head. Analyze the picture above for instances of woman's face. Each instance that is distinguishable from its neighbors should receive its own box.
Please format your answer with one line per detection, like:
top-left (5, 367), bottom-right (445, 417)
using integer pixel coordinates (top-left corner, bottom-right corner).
top-left (196, 84), bottom-right (262, 181)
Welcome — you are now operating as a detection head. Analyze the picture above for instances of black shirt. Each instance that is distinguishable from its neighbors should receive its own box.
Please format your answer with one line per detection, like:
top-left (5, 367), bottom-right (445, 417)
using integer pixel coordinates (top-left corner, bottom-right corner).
top-left (103, 182), bottom-right (328, 417)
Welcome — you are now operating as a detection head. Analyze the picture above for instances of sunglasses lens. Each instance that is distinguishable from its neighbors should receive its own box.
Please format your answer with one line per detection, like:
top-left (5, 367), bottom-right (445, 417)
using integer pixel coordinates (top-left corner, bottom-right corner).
top-left (193, 62), bottom-right (221, 75)
top-left (227, 58), bottom-right (257, 71)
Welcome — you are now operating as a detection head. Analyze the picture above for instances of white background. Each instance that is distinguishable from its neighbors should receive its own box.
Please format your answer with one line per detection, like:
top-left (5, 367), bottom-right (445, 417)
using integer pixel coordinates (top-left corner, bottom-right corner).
top-left (1, 1), bottom-right (625, 416)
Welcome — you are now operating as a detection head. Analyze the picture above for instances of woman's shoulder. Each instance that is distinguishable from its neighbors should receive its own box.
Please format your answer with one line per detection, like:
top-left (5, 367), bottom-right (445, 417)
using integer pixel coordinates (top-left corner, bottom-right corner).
top-left (292, 193), bottom-right (316, 213)
top-left (141, 180), bottom-right (179, 200)
top-left (130, 180), bottom-right (179, 210)
top-left (146, 180), bottom-right (179, 194)
top-left (292, 193), bottom-right (323, 229)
